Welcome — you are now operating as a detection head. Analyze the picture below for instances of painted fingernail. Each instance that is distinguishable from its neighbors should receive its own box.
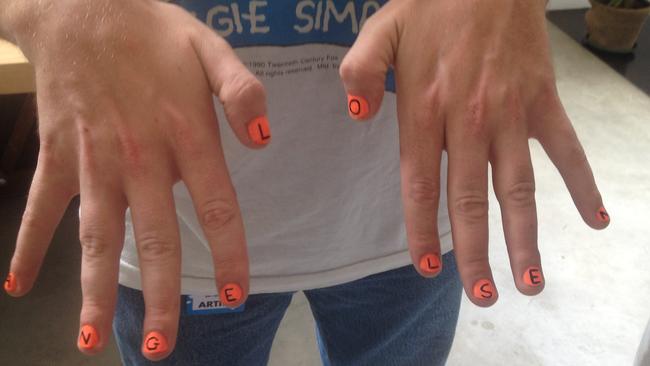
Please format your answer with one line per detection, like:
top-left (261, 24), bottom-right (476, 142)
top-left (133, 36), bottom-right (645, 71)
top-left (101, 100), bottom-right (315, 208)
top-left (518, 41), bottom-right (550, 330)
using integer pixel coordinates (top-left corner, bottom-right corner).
top-left (597, 206), bottom-right (610, 223)
top-left (4, 272), bottom-right (16, 293)
top-left (473, 279), bottom-right (496, 300)
top-left (347, 95), bottom-right (370, 120)
top-left (142, 331), bottom-right (168, 356)
top-left (78, 324), bottom-right (99, 350)
top-left (523, 267), bottom-right (544, 287)
top-left (220, 283), bottom-right (243, 307)
top-left (247, 116), bottom-right (271, 145)
top-left (419, 254), bottom-right (442, 275)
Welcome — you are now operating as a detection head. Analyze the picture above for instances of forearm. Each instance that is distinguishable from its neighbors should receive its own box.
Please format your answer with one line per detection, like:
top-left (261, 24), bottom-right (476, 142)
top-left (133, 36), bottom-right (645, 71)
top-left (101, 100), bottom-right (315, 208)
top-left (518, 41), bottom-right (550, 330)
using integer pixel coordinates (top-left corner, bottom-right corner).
top-left (0, 0), bottom-right (37, 41)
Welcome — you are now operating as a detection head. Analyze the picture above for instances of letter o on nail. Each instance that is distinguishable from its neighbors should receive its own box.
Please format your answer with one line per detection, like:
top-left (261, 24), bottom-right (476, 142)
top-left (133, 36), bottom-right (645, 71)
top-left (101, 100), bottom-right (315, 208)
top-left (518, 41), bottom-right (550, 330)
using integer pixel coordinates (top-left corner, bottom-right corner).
top-left (349, 99), bottom-right (361, 115)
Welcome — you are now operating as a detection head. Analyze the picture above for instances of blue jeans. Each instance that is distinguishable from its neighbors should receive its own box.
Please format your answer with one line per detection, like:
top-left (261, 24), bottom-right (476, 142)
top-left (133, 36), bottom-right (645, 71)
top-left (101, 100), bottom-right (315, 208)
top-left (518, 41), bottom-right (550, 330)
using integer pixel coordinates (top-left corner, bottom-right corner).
top-left (113, 252), bottom-right (462, 366)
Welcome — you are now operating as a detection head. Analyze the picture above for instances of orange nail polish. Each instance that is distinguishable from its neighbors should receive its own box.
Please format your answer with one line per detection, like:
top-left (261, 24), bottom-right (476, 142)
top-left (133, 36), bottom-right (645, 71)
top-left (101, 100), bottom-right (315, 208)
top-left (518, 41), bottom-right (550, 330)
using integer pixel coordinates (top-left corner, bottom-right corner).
top-left (597, 206), bottom-right (610, 223)
top-left (247, 116), bottom-right (271, 145)
top-left (473, 279), bottom-right (495, 300)
top-left (347, 95), bottom-right (369, 120)
top-left (4, 272), bottom-right (16, 293)
top-left (142, 331), bottom-right (168, 356)
top-left (220, 283), bottom-right (243, 307)
top-left (523, 267), bottom-right (544, 287)
top-left (78, 325), bottom-right (99, 350)
top-left (419, 254), bottom-right (442, 275)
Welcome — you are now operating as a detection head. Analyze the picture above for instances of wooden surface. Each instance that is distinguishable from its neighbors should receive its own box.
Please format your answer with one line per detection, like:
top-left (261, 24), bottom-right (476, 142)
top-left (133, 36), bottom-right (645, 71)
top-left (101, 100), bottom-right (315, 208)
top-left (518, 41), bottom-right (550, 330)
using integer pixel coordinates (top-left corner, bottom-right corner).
top-left (0, 39), bottom-right (35, 95)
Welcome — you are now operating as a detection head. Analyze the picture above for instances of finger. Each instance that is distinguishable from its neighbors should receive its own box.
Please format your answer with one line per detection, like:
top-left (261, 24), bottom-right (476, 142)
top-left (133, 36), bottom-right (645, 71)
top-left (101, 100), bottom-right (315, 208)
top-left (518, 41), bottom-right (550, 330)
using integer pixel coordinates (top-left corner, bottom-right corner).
top-left (77, 155), bottom-right (127, 354)
top-left (5, 154), bottom-right (75, 296)
top-left (534, 100), bottom-right (608, 230)
top-left (191, 24), bottom-right (271, 148)
top-left (491, 126), bottom-right (544, 296)
top-left (174, 115), bottom-right (249, 309)
top-left (396, 81), bottom-right (444, 278)
top-left (339, 7), bottom-right (399, 121)
top-left (447, 114), bottom-right (497, 307)
top-left (126, 171), bottom-right (181, 361)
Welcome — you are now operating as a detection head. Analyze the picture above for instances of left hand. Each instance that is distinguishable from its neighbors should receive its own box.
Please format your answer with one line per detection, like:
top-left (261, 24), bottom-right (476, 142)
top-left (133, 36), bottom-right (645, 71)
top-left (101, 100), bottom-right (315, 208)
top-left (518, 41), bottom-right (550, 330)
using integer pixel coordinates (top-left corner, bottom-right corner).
top-left (339, 0), bottom-right (609, 307)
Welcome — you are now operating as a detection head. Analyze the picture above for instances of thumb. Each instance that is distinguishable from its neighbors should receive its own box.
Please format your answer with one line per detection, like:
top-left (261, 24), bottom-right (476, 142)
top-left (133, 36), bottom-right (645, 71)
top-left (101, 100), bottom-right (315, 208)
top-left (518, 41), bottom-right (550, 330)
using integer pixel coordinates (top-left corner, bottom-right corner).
top-left (191, 26), bottom-right (271, 148)
top-left (340, 12), bottom-right (399, 121)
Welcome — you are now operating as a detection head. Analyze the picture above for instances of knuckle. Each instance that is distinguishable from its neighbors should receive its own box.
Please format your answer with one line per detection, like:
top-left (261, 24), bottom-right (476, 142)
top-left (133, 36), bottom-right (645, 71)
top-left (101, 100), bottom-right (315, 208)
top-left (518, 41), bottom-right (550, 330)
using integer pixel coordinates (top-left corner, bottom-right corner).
top-left (502, 92), bottom-right (525, 128)
top-left (503, 181), bottom-right (536, 208)
top-left (421, 85), bottom-right (441, 109)
top-left (530, 77), bottom-right (560, 118)
top-left (117, 134), bottom-right (146, 172)
top-left (454, 193), bottom-right (489, 222)
top-left (38, 138), bottom-right (74, 176)
top-left (538, 77), bottom-right (559, 102)
top-left (338, 58), bottom-right (358, 82)
top-left (81, 297), bottom-right (109, 312)
top-left (222, 74), bottom-right (266, 106)
top-left (408, 86), bottom-right (442, 129)
top-left (464, 98), bottom-right (490, 138)
top-left (359, 11), bottom-right (379, 30)
top-left (38, 134), bottom-right (60, 157)
top-left (461, 254), bottom-right (491, 270)
top-left (212, 254), bottom-right (246, 274)
top-left (137, 233), bottom-right (178, 261)
top-left (20, 208), bottom-right (44, 233)
top-left (566, 143), bottom-right (588, 167)
top-left (411, 223), bottom-right (439, 247)
top-left (173, 123), bottom-right (203, 158)
top-left (407, 178), bottom-right (441, 208)
top-left (339, 58), bottom-right (374, 86)
top-left (146, 301), bottom-right (178, 318)
top-left (200, 198), bottom-right (238, 233)
top-left (79, 233), bottom-right (111, 258)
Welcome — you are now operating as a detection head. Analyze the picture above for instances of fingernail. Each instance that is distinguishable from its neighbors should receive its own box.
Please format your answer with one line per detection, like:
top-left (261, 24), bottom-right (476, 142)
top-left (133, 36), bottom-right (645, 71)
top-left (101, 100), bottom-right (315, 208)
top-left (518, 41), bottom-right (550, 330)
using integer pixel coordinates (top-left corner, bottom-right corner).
top-left (523, 267), bottom-right (544, 287)
top-left (347, 95), bottom-right (370, 120)
top-left (473, 279), bottom-right (496, 300)
top-left (142, 331), bottom-right (168, 356)
top-left (4, 272), bottom-right (16, 293)
top-left (220, 283), bottom-right (243, 307)
top-left (78, 324), bottom-right (99, 350)
top-left (247, 116), bottom-right (271, 145)
top-left (597, 206), bottom-right (610, 223)
top-left (419, 254), bottom-right (442, 275)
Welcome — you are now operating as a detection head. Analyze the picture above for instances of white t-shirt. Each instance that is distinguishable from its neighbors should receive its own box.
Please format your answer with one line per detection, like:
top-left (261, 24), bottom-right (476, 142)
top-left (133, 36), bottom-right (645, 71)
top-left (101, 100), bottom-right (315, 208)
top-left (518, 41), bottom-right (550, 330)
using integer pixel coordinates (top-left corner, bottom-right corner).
top-left (119, 0), bottom-right (452, 295)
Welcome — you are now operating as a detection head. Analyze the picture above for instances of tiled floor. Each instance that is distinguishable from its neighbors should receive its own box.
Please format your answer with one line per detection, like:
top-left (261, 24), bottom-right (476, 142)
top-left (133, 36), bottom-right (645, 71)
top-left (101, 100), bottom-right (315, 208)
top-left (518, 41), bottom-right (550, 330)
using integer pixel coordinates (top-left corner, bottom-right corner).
top-left (1, 23), bottom-right (649, 366)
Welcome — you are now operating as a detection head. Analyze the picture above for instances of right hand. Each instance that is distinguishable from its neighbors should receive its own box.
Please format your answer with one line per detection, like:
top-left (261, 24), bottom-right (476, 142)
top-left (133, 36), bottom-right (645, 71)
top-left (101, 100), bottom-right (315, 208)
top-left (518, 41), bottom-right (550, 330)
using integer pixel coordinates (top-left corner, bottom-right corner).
top-left (2, 0), bottom-right (271, 360)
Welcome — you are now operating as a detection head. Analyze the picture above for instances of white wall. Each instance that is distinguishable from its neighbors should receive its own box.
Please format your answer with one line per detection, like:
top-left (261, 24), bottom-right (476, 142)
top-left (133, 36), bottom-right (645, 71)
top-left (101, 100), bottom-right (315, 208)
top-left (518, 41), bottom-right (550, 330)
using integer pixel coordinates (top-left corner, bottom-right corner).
top-left (548, 0), bottom-right (590, 9)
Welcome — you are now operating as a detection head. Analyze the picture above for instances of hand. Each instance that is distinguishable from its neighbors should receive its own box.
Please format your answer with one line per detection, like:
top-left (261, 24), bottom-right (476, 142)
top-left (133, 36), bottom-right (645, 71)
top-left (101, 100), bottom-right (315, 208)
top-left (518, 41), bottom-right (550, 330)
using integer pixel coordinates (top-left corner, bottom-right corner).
top-left (340, 0), bottom-right (609, 306)
top-left (2, 0), bottom-right (271, 360)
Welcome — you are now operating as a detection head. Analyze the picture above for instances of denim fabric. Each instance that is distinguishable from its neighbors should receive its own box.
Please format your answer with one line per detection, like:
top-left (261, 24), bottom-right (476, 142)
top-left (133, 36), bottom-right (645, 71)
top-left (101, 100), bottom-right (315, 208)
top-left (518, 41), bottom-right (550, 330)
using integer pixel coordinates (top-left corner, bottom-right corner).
top-left (113, 252), bottom-right (462, 366)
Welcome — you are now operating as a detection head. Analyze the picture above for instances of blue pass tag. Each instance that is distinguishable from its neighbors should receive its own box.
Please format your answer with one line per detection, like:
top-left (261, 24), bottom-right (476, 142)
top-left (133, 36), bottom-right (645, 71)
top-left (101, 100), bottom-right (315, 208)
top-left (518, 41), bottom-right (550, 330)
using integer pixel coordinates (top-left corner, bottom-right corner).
top-left (184, 294), bottom-right (245, 315)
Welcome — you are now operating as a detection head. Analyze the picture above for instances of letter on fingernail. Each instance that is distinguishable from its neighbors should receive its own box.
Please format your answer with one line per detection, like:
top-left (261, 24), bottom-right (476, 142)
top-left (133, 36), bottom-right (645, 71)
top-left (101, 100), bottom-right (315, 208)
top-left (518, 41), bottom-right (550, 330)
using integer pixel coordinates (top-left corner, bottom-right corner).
top-left (597, 207), bottom-right (610, 223)
top-left (347, 95), bottom-right (369, 120)
top-left (142, 331), bottom-right (168, 356)
top-left (78, 325), bottom-right (99, 350)
top-left (247, 116), bottom-right (271, 145)
top-left (473, 279), bottom-right (495, 300)
top-left (4, 272), bottom-right (16, 293)
top-left (220, 283), bottom-right (243, 307)
top-left (419, 254), bottom-right (442, 275)
top-left (523, 267), bottom-right (544, 287)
